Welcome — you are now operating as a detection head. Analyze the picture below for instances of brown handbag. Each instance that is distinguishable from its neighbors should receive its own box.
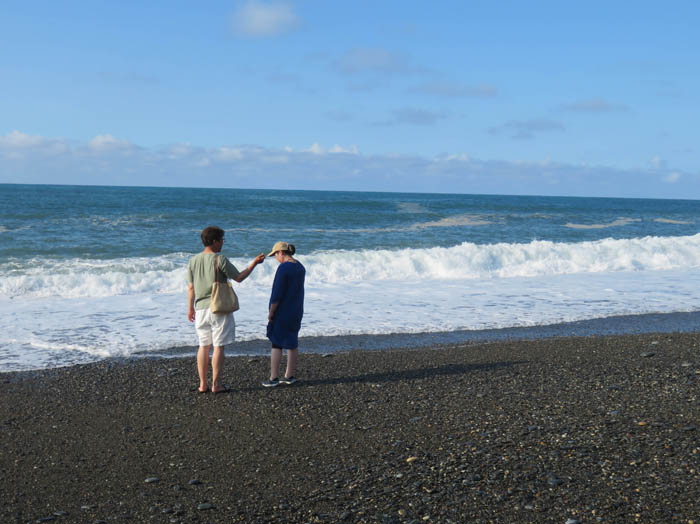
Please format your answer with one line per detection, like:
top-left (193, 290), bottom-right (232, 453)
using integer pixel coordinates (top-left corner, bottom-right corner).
top-left (210, 255), bottom-right (239, 314)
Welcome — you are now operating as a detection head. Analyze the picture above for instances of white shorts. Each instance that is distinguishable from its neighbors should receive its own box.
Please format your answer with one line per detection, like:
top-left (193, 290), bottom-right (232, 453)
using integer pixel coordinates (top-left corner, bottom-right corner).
top-left (195, 308), bottom-right (235, 347)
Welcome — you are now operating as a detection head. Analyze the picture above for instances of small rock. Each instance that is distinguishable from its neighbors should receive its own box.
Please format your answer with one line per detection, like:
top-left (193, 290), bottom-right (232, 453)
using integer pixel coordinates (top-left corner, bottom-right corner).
top-left (144, 477), bottom-right (160, 483)
top-left (547, 474), bottom-right (564, 486)
top-left (406, 456), bottom-right (419, 463)
top-left (641, 352), bottom-right (655, 358)
top-left (197, 503), bottom-right (215, 511)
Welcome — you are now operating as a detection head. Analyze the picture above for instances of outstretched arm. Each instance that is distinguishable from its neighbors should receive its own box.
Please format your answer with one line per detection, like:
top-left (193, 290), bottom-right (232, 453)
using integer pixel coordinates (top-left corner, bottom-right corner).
top-left (233, 253), bottom-right (265, 282)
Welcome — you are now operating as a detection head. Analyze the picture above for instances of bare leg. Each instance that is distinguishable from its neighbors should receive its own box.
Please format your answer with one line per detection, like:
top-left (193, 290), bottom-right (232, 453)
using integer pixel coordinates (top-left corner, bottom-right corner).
top-left (197, 344), bottom-right (212, 392)
top-left (270, 347), bottom-right (282, 379)
top-left (211, 346), bottom-right (225, 391)
top-left (285, 348), bottom-right (298, 378)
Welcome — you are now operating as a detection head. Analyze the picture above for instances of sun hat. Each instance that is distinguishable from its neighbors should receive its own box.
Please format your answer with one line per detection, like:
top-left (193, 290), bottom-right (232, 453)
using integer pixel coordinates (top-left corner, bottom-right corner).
top-left (267, 241), bottom-right (289, 257)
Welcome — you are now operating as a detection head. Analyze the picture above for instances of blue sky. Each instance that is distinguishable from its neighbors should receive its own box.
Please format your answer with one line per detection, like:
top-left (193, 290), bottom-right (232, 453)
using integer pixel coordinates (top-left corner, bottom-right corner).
top-left (1, 0), bottom-right (699, 198)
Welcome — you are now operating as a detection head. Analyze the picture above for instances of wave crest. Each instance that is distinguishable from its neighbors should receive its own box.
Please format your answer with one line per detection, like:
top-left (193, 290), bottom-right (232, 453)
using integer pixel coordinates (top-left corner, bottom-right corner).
top-left (2, 234), bottom-right (699, 298)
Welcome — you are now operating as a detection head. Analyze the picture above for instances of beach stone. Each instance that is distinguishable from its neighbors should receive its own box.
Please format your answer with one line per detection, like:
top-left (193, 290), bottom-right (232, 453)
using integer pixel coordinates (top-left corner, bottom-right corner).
top-left (144, 477), bottom-right (160, 483)
top-left (547, 473), bottom-right (564, 486)
top-left (197, 503), bottom-right (215, 510)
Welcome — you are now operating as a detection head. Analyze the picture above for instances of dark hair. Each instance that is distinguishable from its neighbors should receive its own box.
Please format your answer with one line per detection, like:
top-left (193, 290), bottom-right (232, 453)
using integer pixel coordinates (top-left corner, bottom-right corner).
top-left (283, 244), bottom-right (296, 256)
top-left (201, 226), bottom-right (224, 247)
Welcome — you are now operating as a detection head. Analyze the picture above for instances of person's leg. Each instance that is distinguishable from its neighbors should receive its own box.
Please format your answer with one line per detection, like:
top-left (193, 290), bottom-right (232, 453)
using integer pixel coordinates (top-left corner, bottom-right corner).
top-left (270, 347), bottom-right (282, 379)
top-left (197, 344), bottom-right (212, 392)
top-left (285, 348), bottom-right (298, 379)
top-left (211, 346), bottom-right (225, 391)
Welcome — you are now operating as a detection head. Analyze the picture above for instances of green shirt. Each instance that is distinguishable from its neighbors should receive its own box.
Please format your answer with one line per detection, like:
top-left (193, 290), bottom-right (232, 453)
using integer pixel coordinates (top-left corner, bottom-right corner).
top-left (187, 252), bottom-right (241, 310)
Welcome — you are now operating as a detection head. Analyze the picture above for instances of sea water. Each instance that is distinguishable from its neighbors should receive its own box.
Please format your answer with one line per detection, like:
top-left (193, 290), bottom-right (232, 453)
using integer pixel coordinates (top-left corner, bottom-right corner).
top-left (1, 184), bottom-right (699, 371)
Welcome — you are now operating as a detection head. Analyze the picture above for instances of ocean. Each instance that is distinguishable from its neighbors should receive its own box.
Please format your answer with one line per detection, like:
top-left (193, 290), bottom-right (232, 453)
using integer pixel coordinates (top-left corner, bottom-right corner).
top-left (1, 183), bottom-right (699, 372)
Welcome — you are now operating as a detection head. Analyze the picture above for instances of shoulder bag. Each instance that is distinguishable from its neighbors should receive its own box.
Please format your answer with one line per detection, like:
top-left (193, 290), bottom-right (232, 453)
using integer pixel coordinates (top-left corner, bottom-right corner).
top-left (210, 255), bottom-right (240, 314)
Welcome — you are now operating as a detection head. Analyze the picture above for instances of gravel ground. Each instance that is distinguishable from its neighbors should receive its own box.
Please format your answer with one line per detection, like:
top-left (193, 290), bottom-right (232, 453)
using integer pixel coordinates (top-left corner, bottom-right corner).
top-left (1, 333), bottom-right (698, 524)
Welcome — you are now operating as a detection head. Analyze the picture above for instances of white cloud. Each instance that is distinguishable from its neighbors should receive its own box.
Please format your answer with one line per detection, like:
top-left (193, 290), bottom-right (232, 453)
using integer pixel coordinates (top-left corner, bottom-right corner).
top-left (88, 134), bottom-right (133, 152)
top-left (231, 1), bottom-right (299, 37)
top-left (0, 130), bottom-right (68, 157)
top-left (1, 131), bottom-right (698, 199)
top-left (306, 143), bottom-right (359, 155)
top-left (650, 155), bottom-right (665, 169)
top-left (0, 130), bottom-right (45, 148)
top-left (329, 144), bottom-right (359, 154)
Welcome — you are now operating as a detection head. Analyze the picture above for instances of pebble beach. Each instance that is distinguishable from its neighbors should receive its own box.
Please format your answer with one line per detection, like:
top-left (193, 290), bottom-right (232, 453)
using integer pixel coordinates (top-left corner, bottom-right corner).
top-left (2, 332), bottom-right (699, 524)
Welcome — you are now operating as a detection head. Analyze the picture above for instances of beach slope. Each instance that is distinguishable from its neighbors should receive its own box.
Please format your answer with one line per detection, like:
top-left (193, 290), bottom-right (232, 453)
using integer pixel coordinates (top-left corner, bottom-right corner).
top-left (2, 333), bottom-right (698, 523)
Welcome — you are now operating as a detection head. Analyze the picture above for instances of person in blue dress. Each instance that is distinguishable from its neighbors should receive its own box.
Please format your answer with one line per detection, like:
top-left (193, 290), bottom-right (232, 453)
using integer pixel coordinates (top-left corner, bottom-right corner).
top-left (263, 241), bottom-right (305, 387)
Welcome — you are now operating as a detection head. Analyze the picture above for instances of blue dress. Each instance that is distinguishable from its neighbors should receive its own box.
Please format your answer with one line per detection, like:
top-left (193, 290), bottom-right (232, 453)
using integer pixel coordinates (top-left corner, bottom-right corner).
top-left (267, 261), bottom-right (305, 349)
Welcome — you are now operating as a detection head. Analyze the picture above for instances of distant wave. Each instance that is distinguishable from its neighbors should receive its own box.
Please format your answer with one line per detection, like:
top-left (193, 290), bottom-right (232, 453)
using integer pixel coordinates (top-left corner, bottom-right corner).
top-left (2, 234), bottom-right (699, 299)
top-left (396, 202), bottom-right (429, 213)
top-left (565, 217), bottom-right (641, 229)
top-left (654, 218), bottom-right (693, 225)
top-left (409, 214), bottom-right (491, 229)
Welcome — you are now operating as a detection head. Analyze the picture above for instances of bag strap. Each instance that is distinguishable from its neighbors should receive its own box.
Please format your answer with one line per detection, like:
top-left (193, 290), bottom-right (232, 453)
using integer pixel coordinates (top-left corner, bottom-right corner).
top-left (214, 254), bottom-right (221, 283)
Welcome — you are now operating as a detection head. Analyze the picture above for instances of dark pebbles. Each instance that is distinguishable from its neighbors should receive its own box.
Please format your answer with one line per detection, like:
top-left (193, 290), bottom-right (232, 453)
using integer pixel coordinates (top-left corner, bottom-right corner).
top-left (1, 332), bottom-right (698, 523)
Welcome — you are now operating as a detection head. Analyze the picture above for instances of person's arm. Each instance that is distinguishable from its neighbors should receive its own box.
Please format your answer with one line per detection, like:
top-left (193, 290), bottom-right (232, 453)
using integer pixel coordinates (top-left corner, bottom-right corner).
top-left (268, 266), bottom-right (287, 322)
top-left (232, 253), bottom-right (265, 283)
top-left (268, 302), bottom-right (278, 322)
top-left (187, 282), bottom-right (196, 322)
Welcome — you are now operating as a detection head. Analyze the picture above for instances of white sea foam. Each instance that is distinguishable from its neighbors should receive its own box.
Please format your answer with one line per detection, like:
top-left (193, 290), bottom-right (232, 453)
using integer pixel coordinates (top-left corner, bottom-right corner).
top-left (2, 234), bottom-right (699, 371)
top-left (565, 217), bottom-right (641, 229)
top-left (654, 218), bottom-right (693, 225)
top-left (2, 234), bottom-right (698, 299)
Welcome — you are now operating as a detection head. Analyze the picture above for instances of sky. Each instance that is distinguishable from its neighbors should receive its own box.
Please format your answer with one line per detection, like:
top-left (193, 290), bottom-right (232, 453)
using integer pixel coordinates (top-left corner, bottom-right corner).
top-left (1, 0), bottom-right (699, 198)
